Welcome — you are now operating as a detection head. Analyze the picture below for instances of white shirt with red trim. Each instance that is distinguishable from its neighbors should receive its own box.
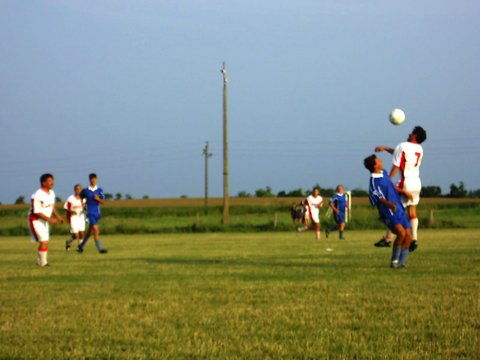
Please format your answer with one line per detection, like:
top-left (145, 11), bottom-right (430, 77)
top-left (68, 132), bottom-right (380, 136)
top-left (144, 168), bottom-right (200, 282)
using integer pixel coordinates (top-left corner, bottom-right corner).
top-left (30, 188), bottom-right (56, 219)
top-left (305, 194), bottom-right (323, 223)
top-left (392, 141), bottom-right (423, 181)
top-left (64, 195), bottom-right (85, 222)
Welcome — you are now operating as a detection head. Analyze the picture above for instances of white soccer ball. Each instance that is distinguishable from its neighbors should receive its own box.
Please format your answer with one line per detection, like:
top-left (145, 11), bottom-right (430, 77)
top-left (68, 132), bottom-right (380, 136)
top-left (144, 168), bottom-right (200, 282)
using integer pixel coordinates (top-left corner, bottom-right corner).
top-left (389, 108), bottom-right (406, 125)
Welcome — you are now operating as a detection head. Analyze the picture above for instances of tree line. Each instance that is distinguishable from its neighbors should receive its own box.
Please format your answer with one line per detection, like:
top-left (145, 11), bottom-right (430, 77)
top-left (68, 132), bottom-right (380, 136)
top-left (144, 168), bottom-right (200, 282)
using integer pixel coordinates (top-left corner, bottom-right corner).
top-left (238, 181), bottom-right (480, 199)
top-left (6, 181), bottom-right (479, 205)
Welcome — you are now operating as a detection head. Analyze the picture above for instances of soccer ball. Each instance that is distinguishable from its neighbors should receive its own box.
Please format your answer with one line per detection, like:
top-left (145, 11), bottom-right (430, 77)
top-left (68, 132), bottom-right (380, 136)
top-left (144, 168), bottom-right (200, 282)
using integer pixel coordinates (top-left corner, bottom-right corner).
top-left (389, 108), bottom-right (406, 125)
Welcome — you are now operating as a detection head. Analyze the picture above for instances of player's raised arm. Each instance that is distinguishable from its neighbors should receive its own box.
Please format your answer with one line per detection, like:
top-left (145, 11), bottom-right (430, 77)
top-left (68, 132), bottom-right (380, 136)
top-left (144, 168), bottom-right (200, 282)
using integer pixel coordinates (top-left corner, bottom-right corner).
top-left (375, 146), bottom-right (394, 154)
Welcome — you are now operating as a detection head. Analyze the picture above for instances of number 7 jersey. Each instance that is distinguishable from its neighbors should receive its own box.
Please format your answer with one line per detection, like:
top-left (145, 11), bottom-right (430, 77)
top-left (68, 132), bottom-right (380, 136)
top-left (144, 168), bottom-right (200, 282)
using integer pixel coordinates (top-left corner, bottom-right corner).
top-left (392, 141), bottom-right (423, 182)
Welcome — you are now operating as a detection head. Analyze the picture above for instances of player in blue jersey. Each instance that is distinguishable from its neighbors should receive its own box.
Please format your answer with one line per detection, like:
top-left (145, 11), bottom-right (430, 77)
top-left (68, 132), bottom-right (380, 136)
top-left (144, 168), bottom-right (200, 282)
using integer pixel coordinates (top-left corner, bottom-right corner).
top-left (363, 154), bottom-right (413, 268)
top-left (325, 185), bottom-right (348, 240)
top-left (77, 173), bottom-right (108, 254)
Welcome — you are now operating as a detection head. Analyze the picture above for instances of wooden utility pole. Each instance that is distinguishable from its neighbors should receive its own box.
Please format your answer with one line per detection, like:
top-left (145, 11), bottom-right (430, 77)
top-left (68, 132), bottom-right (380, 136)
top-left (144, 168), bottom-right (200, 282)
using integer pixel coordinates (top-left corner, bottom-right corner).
top-left (221, 62), bottom-right (229, 225)
top-left (202, 141), bottom-right (212, 213)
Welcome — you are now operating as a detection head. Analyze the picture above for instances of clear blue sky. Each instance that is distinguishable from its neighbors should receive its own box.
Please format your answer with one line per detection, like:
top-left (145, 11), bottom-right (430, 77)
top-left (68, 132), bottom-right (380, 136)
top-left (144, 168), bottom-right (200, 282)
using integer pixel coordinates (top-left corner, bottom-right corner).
top-left (1, 1), bottom-right (479, 203)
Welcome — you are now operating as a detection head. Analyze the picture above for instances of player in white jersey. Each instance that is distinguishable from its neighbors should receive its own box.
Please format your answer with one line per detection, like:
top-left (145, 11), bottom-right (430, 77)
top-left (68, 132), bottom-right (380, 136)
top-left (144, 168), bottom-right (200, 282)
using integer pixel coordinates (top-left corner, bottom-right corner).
top-left (28, 174), bottom-right (64, 266)
top-left (297, 187), bottom-right (323, 240)
top-left (374, 126), bottom-right (427, 251)
top-left (64, 184), bottom-right (86, 251)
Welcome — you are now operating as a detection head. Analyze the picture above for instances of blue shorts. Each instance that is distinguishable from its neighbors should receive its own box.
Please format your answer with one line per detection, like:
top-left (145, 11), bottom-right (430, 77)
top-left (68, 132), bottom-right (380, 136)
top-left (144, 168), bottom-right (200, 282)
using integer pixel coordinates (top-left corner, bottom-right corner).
top-left (87, 213), bottom-right (101, 226)
top-left (333, 212), bottom-right (345, 224)
top-left (382, 211), bottom-right (410, 232)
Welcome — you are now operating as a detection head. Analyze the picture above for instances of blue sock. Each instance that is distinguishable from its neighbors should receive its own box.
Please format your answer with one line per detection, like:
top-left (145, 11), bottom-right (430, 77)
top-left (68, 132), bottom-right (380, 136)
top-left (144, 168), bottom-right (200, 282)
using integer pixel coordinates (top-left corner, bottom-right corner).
top-left (391, 246), bottom-right (401, 263)
top-left (95, 240), bottom-right (104, 251)
top-left (399, 248), bottom-right (409, 266)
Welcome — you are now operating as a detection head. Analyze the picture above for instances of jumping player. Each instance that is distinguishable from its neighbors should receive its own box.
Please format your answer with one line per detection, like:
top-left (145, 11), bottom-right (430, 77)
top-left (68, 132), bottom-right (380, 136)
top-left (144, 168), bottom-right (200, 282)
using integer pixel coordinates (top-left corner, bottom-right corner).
top-left (28, 173), bottom-right (64, 266)
top-left (297, 187), bottom-right (323, 240)
top-left (364, 154), bottom-right (413, 268)
top-left (325, 185), bottom-right (348, 240)
top-left (374, 126), bottom-right (427, 251)
top-left (77, 173), bottom-right (108, 254)
top-left (64, 184), bottom-right (86, 251)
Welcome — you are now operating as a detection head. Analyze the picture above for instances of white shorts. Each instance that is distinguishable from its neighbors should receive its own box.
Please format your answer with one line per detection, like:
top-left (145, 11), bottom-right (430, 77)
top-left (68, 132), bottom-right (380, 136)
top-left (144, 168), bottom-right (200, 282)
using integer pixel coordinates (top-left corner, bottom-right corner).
top-left (308, 208), bottom-right (320, 224)
top-left (29, 218), bottom-right (50, 243)
top-left (69, 215), bottom-right (86, 234)
top-left (400, 177), bottom-right (421, 207)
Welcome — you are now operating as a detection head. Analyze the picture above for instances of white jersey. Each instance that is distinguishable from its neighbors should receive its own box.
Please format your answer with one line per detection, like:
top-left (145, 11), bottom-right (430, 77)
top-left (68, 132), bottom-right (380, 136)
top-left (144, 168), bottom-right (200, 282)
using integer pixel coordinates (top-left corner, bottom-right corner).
top-left (30, 188), bottom-right (56, 219)
top-left (392, 141), bottom-right (423, 183)
top-left (28, 188), bottom-right (56, 242)
top-left (64, 195), bottom-right (85, 218)
top-left (305, 195), bottom-right (323, 223)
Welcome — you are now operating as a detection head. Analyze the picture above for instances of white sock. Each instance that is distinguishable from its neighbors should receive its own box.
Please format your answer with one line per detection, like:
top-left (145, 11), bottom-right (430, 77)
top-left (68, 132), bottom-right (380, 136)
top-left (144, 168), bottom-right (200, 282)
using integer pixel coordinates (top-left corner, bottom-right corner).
top-left (38, 247), bottom-right (48, 266)
top-left (410, 217), bottom-right (419, 241)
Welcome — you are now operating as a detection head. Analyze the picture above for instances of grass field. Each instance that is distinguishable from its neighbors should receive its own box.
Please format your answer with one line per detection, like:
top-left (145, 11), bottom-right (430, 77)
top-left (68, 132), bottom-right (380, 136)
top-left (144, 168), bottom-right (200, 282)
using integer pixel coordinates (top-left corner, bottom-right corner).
top-left (1, 230), bottom-right (479, 359)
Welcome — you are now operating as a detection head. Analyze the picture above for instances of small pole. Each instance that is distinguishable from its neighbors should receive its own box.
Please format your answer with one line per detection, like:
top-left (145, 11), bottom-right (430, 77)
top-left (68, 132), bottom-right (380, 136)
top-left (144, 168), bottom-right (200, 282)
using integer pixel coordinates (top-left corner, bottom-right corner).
top-left (221, 62), bottom-right (229, 225)
top-left (428, 209), bottom-right (434, 228)
top-left (203, 141), bottom-right (212, 214)
top-left (273, 212), bottom-right (278, 229)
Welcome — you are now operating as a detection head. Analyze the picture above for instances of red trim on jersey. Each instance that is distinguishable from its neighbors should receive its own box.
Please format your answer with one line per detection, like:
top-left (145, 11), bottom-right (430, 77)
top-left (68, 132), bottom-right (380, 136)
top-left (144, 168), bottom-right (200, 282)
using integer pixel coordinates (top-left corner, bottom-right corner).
top-left (28, 214), bottom-right (39, 242)
top-left (66, 202), bottom-right (72, 224)
top-left (399, 151), bottom-right (407, 189)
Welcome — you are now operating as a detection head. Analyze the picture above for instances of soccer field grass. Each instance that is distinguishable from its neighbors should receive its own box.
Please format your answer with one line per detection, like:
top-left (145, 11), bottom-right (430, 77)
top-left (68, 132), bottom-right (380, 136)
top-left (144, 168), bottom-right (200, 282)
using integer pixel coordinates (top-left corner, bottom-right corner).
top-left (1, 230), bottom-right (479, 359)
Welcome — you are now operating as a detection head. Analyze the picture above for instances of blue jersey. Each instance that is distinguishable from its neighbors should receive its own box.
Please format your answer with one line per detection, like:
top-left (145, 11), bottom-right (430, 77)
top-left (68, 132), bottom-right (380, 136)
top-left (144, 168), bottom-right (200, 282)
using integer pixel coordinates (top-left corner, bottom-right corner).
top-left (368, 170), bottom-right (410, 230)
top-left (81, 186), bottom-right (105, 216)
top-left (329, 193), bottom-right (347, 214)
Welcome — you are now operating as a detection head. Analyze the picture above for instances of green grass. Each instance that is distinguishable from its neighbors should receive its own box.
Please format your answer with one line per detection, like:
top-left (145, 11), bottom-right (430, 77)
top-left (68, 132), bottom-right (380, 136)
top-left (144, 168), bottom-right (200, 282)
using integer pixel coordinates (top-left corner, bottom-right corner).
top-left (1, 230), bottom-right (479, 359)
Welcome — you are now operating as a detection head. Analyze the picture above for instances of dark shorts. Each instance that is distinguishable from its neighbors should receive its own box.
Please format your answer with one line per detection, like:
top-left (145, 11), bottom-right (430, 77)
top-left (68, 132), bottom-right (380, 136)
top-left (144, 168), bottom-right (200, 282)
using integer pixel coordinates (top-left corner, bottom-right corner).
top-left (87, 213), bottom-right (100, 226)
top-left (334, 212), bottom-right (345, 224)
top-left (382, 211), bottom-right (410, 232)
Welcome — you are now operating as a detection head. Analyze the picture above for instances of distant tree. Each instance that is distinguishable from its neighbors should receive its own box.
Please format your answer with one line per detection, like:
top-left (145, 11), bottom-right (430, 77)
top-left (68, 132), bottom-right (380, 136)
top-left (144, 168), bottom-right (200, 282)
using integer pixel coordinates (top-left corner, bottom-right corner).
top-left (255, 186), bottom-right (274, 198)
top-left (351, 189), bottom-right (368, 197)
top-left (287, 188), bottom-right (305, 197)
top-left (55, 196), bottom-right (62, 203)
top-left (105, 193), bottom-right (113, 200)
top-left (421, 186), bottom-right (442, 198)
top-left (448, 182), bottom-right (468, 198)
top-left (468, 189), bottom-right (480, 198)
top-left (180, 194), bottom-right (188, 198)
top-left (125, 194), bottom-right (133, 200)
top-left (238, 191), bottom-right (252, 198)
top-left (142, 195), bottom-right (149, 199)
top-left (115, 193), bottom-right (122, 200)
top-left (15, 196), bottom-right (25, 205)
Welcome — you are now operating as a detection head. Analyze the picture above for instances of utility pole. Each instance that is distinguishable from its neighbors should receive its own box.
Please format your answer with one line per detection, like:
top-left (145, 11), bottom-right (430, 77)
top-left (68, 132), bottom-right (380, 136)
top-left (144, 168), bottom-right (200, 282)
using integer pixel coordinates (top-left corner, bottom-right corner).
top-left (221, 62), bottom-right (229, 225)
top-left (202, 141), bottom-right (212, 213)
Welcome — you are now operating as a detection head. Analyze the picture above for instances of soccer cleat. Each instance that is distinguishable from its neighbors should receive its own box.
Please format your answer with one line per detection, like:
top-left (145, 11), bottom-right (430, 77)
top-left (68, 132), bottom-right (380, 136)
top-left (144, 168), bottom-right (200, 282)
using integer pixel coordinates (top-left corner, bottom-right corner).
top-left (99, 249), bottom-right (108, 254)
top-left (409, 240), bottom-right (418, 252)
top-left (65, 240), bottom-right (71, 252)
top-left (76, 247), bottom-right (83, 254)
top-left (325, 228), bottom-right (330, 238)
top-left (390, 260), bottom-right (399, 269)
top-left (374, 237), bottom-right (391, 247)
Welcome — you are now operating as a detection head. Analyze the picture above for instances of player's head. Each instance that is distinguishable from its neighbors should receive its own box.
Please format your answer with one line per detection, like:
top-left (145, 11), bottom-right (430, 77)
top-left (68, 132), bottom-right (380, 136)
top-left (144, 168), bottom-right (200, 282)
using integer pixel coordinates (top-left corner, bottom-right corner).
top-left (409, 126), bottom-right (427, 144)
top-left (40, 173), bottom-right (54, 189)
top-left (74, 184), bottom-right (82, 195)
top-left (312, 187), bottom-right (320, 197)
top-left (363, 154), bottom-right (382, 173)
top-left (89, 173), bottom-right (97, 186)
top-left (336, 184), bottom-right (344, 194)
